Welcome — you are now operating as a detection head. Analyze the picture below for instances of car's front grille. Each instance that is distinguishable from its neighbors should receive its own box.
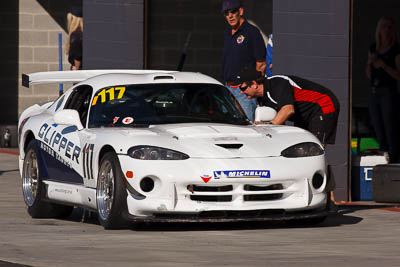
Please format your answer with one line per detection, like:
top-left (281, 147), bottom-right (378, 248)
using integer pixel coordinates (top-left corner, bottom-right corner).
top-left (243, 184), bottom-right (283, 201)
top-left (187, 185), bottom-right (234, 202)
top-left (189, 184), bottom-right (233, 192)
top-left (186, 183), bottom-right (285, 202)
top-left (244, 184), bottom-right (283, 191)
top-left (243, 194), bottom-right (282, 201)
top-left (190, 195), bottom-right (232, 202)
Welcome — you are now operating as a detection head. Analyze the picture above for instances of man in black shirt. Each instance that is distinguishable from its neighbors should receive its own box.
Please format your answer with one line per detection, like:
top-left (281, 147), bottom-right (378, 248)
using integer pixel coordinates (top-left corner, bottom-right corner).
top-left (237, 67), bottom-right (340, 146)
top-left (221, 0), bottom-right (266, 122)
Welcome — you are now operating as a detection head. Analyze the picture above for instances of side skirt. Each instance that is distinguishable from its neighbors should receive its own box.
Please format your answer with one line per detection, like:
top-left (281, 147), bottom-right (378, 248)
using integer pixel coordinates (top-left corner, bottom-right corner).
top-left (43, 180), bottom-right (97, 210)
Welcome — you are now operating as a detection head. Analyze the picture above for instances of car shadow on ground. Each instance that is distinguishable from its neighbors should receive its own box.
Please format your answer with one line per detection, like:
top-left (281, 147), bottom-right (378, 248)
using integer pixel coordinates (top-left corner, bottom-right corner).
top-left (131, 203), bottom-right (400, 231)
top-left (66, 207), bottom-right (101, 226)
top-left (56, 204), bottom-right (398, 231)
top-left (0, 169), bottom-right (19, 176)
top-left (0, 260), bottom-right (33, 267)
top-left (320, 203), bottom-right (399, 228)
top-left (131, 214), bottom-right (359, 232)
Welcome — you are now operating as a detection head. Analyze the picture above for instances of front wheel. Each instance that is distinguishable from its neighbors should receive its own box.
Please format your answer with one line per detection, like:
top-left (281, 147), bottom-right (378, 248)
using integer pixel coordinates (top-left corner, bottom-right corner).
top-left (22, 140), bottom-right (73, 218)
top-left (96, 151), bottom-right (129, 229)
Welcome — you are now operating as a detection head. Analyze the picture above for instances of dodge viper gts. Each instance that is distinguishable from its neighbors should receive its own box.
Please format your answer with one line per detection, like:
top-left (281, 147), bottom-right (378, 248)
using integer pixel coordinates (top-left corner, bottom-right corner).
top-left (19, 70), bottom-right (329, 229)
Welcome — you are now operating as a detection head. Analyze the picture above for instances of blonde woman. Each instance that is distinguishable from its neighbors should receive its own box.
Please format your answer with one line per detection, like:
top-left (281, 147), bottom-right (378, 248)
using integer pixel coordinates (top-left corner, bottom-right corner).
top-left (366, 16), bottom-right (400, 163)
top-left (66, 8), bottom-right (83, 70)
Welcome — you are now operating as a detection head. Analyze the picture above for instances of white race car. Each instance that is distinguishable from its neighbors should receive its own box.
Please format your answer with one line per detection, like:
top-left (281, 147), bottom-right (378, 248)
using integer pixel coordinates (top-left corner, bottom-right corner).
top-left (19, 70), bottom-right (329, 229)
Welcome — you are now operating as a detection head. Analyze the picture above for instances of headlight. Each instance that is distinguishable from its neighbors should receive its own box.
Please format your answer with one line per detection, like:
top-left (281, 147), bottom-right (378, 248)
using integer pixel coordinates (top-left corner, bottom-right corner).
top-left (128, 146), bottom-right (189, 160)
top-left (281, 142), bottom-right (324, 158)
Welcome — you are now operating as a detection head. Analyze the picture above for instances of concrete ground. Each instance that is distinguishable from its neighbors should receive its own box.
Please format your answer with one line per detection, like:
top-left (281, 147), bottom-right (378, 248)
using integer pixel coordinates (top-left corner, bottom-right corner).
top-left (1, 150), bottom-right (400, 267)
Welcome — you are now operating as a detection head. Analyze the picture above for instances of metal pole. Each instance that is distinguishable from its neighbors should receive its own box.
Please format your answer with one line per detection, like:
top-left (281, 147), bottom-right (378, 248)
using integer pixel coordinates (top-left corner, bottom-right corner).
top-left (177, 32), bottom-right (191, 71)
top-left (58, 33), bottom-right (63, 96)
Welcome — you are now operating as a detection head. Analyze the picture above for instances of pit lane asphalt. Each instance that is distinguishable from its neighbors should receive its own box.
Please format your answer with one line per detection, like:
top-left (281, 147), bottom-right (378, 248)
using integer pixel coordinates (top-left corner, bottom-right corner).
top-left (1, 151), bottom-right (400, 267)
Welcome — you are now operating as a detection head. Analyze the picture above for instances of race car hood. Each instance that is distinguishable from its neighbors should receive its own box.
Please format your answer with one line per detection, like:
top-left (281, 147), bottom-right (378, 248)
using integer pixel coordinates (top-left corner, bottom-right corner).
top-left (93, 123), bottom-right (321, 159)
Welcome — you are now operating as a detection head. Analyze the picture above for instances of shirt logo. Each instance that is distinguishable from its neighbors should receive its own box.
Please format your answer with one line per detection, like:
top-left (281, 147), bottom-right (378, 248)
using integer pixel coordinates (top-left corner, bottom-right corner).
top-left (213, 170), bottom-right (270, 179)
top-left (237, 35), bottom-right (245, 44)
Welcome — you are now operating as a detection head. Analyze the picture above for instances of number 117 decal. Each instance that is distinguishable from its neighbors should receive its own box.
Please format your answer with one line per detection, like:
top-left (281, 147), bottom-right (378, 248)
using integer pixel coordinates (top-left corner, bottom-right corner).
top-left (92, 87), bottom-right (125, 106)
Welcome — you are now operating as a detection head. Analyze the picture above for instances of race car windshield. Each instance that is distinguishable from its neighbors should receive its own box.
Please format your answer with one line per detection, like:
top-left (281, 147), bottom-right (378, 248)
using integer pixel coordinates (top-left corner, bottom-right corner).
top-left (88, 83), bottom-right (250, 128)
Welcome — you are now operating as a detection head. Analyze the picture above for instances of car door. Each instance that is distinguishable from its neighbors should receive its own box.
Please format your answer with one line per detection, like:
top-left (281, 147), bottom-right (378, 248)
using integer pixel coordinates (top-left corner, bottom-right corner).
top-left (37, 85), bottom-right (94, 187)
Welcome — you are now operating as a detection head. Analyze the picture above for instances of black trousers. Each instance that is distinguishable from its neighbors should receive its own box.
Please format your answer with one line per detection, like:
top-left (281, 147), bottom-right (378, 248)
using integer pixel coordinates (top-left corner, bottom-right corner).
top-left (293, 111), bottom-right (339, 145)
top-left (368, 87), bottom-right (399, 163)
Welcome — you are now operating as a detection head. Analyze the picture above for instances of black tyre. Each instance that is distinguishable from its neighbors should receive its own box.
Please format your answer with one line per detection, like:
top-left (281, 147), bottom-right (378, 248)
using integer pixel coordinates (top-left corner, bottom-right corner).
top-left (22, 140), bottom-right (73, 218)
top-left (96, 151), bottom-right (129, 229)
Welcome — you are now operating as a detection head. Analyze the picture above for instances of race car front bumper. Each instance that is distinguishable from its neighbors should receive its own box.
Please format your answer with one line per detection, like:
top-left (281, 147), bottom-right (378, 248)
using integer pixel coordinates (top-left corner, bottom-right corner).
top-left (118, 155), bottom-right (328, 221)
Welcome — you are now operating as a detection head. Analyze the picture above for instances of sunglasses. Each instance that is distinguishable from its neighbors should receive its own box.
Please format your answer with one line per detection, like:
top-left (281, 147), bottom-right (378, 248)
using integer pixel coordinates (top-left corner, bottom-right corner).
top-left (239, 82), bottom-right (251, 91)
top-left (223, 8), bottom-right (239, 16)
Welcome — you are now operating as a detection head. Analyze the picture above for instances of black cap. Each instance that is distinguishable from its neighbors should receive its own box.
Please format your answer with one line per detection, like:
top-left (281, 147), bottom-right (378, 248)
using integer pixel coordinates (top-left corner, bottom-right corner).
top-left (236, 66), bottom-right (263, 83)
top-left (69, 5), bottom-right (82, 17)
top-left (222, 0), bottom-right (241, 12)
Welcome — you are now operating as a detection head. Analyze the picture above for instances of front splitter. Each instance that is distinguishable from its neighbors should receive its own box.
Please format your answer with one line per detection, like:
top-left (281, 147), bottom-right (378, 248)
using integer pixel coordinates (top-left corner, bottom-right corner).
top-left (127, 208), bottom-right (331, 223)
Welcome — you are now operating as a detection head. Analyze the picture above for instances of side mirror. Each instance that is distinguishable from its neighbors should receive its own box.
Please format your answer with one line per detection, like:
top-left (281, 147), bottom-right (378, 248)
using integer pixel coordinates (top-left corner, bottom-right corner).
top-left (255, 106), bottom-right (277, 122)
top-left (53, 109), bottom-right (84, 130)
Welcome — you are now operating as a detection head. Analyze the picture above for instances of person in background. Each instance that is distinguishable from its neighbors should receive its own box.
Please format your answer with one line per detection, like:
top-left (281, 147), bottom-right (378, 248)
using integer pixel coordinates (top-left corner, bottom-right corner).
top-left (266, 33), bottom-right (273, 77)
top-left (366, 16), bottom-right (400, 163)
top-left (3, 128), bottom-right (11, 148)
top-left (221, 0), bottom-right (266, 122)
top-left (247, 21), bottom-right (273, 77)
top-left (66, 6), bottom-right (83, 70)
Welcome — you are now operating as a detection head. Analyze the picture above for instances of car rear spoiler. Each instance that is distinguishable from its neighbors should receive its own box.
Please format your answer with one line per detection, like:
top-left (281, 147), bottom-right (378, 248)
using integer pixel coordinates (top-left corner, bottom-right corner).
top-left (22, 69), bottom-right (176, 88)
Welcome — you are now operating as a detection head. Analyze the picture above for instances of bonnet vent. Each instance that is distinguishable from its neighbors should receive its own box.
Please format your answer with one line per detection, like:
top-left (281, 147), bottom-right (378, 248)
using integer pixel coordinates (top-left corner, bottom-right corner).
top-left (215, 144), bottom-right (243, 149)
top-left (153, 75), bottom-right (175, 81)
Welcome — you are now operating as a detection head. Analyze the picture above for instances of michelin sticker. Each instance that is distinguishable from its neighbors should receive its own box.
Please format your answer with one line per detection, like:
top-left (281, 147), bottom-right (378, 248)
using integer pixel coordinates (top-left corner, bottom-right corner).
top-left (214, 170), bottom-right (270, 179)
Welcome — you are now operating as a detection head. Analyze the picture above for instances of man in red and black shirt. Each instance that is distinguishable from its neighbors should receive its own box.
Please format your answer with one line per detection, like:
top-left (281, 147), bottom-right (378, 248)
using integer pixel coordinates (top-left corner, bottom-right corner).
top-left (238, 67), bottom-right (340, 146)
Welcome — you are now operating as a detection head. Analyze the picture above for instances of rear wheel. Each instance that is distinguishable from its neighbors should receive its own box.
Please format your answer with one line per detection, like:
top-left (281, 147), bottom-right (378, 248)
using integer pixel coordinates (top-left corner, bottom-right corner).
top-left (22, 140), bottom-right (73, 218)
top-left (96, 151), bottom-right (129, 229)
